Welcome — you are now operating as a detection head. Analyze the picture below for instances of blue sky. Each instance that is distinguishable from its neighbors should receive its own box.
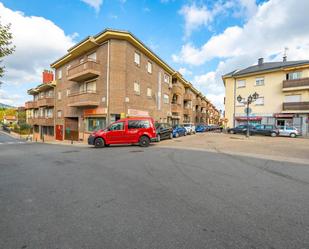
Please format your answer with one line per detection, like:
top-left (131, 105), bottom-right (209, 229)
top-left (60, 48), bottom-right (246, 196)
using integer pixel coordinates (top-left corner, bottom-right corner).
top-left (1, 0), bottom-right (309, 110)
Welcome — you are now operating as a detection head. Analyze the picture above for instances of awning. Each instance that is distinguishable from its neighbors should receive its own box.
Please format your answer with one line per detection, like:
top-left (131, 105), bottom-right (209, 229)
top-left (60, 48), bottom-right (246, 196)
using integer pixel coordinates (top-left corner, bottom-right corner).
top-left (235, 116), bottom-right (262, 121)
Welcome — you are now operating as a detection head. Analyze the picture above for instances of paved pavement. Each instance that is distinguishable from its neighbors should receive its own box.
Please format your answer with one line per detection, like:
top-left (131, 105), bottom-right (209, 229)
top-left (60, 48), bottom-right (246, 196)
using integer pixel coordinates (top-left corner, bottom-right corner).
top-left (0, 131), bottom-right (27, 145)
top-left (0, 141), bottom-right (309, 249)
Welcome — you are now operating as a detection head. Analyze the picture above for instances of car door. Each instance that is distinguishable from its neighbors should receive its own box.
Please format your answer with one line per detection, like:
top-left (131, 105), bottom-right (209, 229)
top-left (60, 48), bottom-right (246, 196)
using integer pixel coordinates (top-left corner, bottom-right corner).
top-left (106, 121), bottom-right (126, 144)
top-left (254, 125), bottom-right (264, 135)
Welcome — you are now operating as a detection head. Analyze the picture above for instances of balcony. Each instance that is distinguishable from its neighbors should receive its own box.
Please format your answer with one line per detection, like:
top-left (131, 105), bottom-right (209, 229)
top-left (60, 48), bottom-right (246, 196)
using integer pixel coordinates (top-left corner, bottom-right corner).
top-left (183, 108), bottom-right (193, 116)
top-left (171, 103), bottom-right (182, 113)
top-left (282, 78), bottom-right (309, 91)
top-left (37, 97), bottom-right (54, 107)
top-left (283, 101), bottom-right (309, 111)
top-left (68, 90), bottom-right (100, 107)
top-left (67, 59), bottom-right (101, 82)
top-left (172, 84), bottom-right (183, 95)
top-left (183, 93), bottom-right (193, 101)
top-left (25, 101), bottom-right (38, 109)
top-left (28, 117), bottom-right (54, 126)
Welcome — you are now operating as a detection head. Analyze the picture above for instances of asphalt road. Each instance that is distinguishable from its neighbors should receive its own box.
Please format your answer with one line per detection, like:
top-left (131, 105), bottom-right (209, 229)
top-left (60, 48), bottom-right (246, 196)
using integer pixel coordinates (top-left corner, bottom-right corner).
top-left (0, 131), bottom-right (23, 144)
top-left (0, 141), bottom-right (309, 249)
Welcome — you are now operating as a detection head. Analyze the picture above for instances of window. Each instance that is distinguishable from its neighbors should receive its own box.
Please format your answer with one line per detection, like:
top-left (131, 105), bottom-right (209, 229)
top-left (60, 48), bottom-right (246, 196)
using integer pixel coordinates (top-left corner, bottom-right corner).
top-left (236, 101), bottom-right (245, 107)
top-left (109, 122), bottom-right (124, 131)
top-left (66, 89), bottom-right (70, 96)
top-left (57, 110), bottom-right (62, 118)
top-left (163, 94), bottom-right (169, 104)
top-left (34, 95), bottom-right (38, 101)
top-left (66, 64), bottom-right (71, 75)
top-left (255, 97), bottom-right (264, 105)
top-left (58, 69), bottom-right (62, 79)
top-left (255, 77), bottom-right (264, 86)
top-left (58, 91), bottom-right (62, 100)
top-left (164, 73), bottom-right (170, 83)
top-left (46, 108), bottom-right (53, 118)
top-left (86, 117), bottom-right (106, 132)
top-left (147, 61), bottom-right (152, 73)
top-left (147, 88), bottom-right (152, 97)
top-left (284, 94), bottom-right (301, 103)
top-left (88, 52), bottom-right (97, 61)
top-left (287, 72), bottom-right (302, 80)
top-left (128, 120), bottom-right (150, 129)
top-left (86, 81), bottom-right (96, 92)
top-left (237, 80), bottom-right (246, 88)
top-left (134, 52), bottom-right (140, 65)
top-left (134, 82), bottom-right (140, 95)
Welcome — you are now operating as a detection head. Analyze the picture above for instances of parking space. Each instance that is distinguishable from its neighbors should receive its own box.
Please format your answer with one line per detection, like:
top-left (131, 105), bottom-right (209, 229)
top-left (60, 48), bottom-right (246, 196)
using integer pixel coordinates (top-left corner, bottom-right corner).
top-left (157, 132), bottom-right (309, 164)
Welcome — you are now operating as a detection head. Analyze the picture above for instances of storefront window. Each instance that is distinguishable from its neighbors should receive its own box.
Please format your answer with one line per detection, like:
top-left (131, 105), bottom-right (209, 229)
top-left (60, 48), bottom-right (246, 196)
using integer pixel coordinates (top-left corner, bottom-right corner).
top-left (86, 117), bottom-right (106, 132)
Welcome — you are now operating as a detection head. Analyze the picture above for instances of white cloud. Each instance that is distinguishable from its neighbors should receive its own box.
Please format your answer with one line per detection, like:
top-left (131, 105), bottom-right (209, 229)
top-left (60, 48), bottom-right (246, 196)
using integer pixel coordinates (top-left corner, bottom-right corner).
top-left (178, 67), bottom-right (192, 76)
top-left (179, 4), bottom-right (213, 38)
top-left (81, 0), bottom-right (103, 12)
top-left (174, 0), bottom-right (309, 110)
top-left (0, 89), bottom-right (22, 106)
top-left (0, 2), bottom-right (75, 105)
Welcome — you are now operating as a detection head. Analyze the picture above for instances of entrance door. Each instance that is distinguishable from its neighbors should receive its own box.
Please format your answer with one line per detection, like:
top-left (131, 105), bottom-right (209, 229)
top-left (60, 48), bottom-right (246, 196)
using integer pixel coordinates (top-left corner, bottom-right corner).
top-left (56, 125), bottom-right (63, 141)
top-left (64, 118), bottom-right (79, 141)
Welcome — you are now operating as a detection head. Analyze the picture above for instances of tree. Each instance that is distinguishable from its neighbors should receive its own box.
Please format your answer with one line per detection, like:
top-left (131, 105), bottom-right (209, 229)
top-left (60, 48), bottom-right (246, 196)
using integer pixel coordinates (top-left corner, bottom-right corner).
top-left (0, 19), bottom-right (15, 85)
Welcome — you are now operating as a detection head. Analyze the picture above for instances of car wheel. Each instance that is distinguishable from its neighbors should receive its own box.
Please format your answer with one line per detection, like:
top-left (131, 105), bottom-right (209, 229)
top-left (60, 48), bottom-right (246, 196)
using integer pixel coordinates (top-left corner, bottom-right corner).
top-left (290, 133), bottom-right (296, 138)
top-left (169, 133), bottom-right (173, 139)
top-left (184, 132), bottom-right (187, 136)
top-left (139, 136), bottom-right (150, 147)
top-left (94, 137), bottom-right (105, 148)
top-left (229, 130), bottom-right (234, 134)
top-left (270, 132), bottom-right (277, 137)
top-left (175, 132), bottom-right (179, 138)
top-left (157, 134), bottom-right (161, 142)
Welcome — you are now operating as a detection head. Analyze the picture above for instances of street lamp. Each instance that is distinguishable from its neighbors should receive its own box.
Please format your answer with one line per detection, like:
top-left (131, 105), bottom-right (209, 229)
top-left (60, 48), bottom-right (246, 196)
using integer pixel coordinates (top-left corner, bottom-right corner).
top-left (237, 92), bottom-right (259, 138)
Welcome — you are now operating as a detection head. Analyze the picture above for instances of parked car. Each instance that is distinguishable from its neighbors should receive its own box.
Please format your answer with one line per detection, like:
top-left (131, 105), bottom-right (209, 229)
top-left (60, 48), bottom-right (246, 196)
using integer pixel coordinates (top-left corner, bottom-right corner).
top-left (155, 123), bottom-right (173, 141)
top-left (278, 126), bottom-right (300, 138)
top-left (183, 123), bottom-right (196, 135)
top-left (228, 124), bottom-right (255, 134)
top-left (172, 125), bottom-right (187, 137)
top-left (88, 117), bottom-right (157, 148)
top-left (196, 124), bottom-right (206, 132)
top-left (251, 125), bottom-right (279, 137)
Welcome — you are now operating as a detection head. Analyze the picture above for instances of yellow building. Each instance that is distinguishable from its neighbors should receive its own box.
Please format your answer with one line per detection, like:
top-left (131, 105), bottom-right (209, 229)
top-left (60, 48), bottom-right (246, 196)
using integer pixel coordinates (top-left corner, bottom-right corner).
top-left (222, 58), bottom-right (309, 136)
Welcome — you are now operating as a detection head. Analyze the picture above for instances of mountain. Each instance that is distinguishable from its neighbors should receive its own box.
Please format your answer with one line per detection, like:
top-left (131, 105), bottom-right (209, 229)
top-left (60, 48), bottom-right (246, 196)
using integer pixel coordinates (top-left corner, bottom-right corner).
top-left (0, 103), bottom-right (15, 109)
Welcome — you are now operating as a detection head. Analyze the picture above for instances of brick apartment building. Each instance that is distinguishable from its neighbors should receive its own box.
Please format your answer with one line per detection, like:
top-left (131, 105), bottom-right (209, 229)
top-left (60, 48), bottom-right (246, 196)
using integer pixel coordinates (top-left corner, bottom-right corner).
top-left (25, 29), bottom-right (220, 142)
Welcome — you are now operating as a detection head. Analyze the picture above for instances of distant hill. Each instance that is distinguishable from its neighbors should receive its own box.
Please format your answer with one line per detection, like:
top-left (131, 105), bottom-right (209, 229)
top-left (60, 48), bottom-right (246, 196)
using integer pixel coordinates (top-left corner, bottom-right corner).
top-left (0, 103), bottom-right (15, 109)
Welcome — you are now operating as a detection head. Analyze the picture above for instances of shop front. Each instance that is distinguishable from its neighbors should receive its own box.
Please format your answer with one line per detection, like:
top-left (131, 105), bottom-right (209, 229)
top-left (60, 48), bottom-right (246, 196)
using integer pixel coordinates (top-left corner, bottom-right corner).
top-left (82, 108), bottom-right (107, 141)
top-left (235, 116), bottom-right (262, 126)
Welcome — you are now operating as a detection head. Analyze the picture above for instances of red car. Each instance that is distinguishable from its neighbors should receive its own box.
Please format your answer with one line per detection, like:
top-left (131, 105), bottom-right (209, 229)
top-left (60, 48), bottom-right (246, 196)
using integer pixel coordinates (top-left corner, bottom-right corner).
top-left (88, 117), bottom-right (157, 148)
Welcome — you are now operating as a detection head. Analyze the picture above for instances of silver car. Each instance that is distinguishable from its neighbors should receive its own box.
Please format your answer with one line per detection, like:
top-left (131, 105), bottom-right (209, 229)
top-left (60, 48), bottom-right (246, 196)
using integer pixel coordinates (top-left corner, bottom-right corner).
top-left (278, 126), bottom-right (300, 138)
top-left (183, 123), bottom-right (196, 135)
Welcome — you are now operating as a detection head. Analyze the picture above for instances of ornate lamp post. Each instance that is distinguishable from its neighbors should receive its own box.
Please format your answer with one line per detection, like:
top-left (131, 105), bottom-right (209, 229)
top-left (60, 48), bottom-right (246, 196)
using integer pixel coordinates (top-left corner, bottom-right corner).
top-left (237, 92), bottom-right (259, 137)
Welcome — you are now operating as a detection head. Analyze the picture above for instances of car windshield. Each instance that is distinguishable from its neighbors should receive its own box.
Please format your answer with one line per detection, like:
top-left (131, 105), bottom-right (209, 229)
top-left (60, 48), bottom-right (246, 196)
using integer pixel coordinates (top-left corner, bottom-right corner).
top-left (183, 124), bottom-right (190, 127)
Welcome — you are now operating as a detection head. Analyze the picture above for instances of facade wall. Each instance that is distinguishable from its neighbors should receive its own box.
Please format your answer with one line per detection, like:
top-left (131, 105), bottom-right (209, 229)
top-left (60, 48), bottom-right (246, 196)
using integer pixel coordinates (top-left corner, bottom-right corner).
top-left (224, 66), bottom-right (309, 135)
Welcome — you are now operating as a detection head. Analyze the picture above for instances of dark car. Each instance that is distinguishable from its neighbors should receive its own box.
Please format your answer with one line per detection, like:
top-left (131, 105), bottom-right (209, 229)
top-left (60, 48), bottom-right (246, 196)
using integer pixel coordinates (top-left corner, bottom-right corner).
top-left (172, 125), bottom-right (187, 138)
top-left (228, 124), bottom-right (255, 134)
top-left (252, 125), bottom-right (279, 137)
top-left (155, 123), bottom-right (173, 141)
top-left (196, 124), bottom-right (206, 132)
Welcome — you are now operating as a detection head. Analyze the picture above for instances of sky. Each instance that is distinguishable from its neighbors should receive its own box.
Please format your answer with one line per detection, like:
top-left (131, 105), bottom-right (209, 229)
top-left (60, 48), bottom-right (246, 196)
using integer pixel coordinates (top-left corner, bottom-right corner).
top-left (0, 0), bottom-right (309, 111)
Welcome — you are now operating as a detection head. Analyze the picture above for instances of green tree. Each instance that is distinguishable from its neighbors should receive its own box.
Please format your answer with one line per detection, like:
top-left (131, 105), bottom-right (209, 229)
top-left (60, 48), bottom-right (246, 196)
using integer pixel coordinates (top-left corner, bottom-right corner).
top-left (0, 19), bottom-right (15, 85)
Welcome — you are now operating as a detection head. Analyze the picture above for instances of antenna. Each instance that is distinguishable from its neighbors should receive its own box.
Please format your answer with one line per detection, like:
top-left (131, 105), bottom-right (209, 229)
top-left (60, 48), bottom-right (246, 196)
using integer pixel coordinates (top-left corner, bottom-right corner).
top-left (283, 47), bottom-right (289, 62)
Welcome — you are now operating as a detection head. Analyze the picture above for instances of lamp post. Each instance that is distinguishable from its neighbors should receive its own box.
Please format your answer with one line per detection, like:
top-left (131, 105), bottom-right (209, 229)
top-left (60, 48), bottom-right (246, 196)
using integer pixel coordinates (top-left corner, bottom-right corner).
top-left (237, 92), bottom-right (259, 138)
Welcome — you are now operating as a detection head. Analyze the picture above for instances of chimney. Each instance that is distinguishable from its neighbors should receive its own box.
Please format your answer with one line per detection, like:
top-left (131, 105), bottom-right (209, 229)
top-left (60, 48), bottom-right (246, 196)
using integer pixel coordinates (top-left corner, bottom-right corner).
top-left (42, 70), bottom-right (54, 84)
top-left (258, 58), bottom-right (264, 66)
top-left (283, 56), bottom-right (287, 62)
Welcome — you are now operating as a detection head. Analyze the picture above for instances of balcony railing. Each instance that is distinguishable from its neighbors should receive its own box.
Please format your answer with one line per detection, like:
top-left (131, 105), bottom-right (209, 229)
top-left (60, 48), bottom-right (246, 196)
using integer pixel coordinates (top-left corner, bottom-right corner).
top-left (67, 59), bottom-right (101, 82)
top-left (37, 97), bottom-right (54, 107)
top-left (25, 101), bottom-right (38, 109)
top-left (68, 90), bottom-right (100, 107)
top-left (183, 93), bottom-right (193, 101)
top-left (283, 101), bottom-right (309, 111)
top-left (171, 103), bottom-right (182, 113)
top-left (282, 77), bottom-right (309, 90)
top-left (172, 84), bottom-right (183, 95)
top-left (183, 108), bottom-right (193, 115)
top-left (27, 117), bottom-right (54, 126)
